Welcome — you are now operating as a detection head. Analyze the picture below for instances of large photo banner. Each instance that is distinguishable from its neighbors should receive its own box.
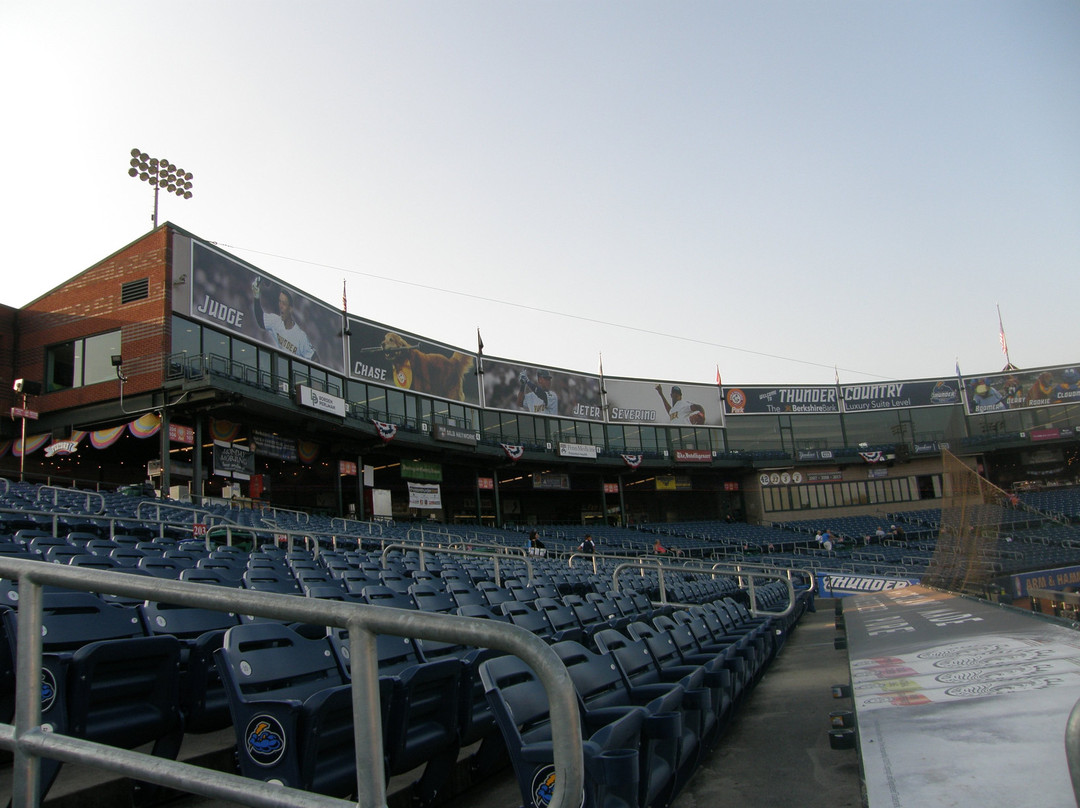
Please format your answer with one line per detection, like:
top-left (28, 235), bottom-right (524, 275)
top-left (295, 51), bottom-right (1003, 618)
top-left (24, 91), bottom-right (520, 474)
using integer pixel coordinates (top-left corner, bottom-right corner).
top-left (189, 242), bottom-right (346, 373)
top-left (840, 379), bottom-right (962, 412)
top-left (347, 318), bottom-right (480, 405)
top-left (723, 384), bottom-right (841, 415)
top-left (605, 378), bottom-right (724, 427)
top-left (963, 365), bottom-right (1080, 414)
top-left (482, 358), bottom-right (603, 421)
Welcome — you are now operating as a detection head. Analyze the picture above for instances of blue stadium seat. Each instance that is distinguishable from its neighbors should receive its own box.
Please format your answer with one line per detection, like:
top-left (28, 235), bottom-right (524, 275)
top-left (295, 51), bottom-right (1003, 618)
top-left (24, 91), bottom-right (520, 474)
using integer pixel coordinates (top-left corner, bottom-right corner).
top-left (367, 633), bottom-right (464, 804)
top-left (3, 592), bottom-right (183, 803)
top-left (215, 622), bottom-right (357, 796)
top-left (626, 620), bottom-right (744, 710)
top-left (479, 653), bottom-right (645, 808)
top-left (139, 599), bottom-right (241, 733)
top-left (551, 639), bottom-right (694, 805)
top-left (592, 627), bottom-right (720, 753)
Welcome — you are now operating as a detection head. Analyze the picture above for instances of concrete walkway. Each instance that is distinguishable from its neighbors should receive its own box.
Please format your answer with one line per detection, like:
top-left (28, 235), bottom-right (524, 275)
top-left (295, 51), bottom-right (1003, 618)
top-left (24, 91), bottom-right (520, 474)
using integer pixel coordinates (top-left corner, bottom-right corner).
top-left (675, 598), bottom-right (863, 808)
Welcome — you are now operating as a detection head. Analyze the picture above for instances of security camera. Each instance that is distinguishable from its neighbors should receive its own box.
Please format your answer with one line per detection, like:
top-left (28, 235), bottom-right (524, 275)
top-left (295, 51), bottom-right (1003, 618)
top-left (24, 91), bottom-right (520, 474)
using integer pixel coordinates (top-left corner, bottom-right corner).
top-left (111, 355), bottom-right (123, 367)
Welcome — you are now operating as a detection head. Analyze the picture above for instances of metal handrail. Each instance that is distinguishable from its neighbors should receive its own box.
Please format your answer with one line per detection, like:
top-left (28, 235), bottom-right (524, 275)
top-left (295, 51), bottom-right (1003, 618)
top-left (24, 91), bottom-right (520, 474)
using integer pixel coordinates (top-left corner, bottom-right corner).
top-left (34, 486), bottom-right (106, 515)
top-left (1067, 697), bottom-right (1080, 805)
top-left (0, 557), bottom-right (584, 808)
top-left (136, 498), bottom-right (241, 527)
top-left (608, 559), bottom-right (800, 620)
top-left (379, 542), bottom-right (534, 587)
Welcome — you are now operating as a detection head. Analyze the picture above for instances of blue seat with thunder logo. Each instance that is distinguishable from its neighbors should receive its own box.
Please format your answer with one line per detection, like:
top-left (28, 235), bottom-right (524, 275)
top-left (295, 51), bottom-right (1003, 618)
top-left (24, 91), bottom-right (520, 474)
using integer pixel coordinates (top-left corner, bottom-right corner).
top-left (479, 653), bottom-right (645, 808)
top-left (550, 640), bottom-right (691, 808)
top-left (215, 622), bottom-right (357, 798)
top-left (2, 592), bottom-right (183, 804)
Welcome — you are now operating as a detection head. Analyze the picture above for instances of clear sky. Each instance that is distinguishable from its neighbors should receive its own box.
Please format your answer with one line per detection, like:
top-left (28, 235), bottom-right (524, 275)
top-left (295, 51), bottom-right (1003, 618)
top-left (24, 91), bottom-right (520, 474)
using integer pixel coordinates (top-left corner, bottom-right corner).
top-left (2, 1), bottom-right (1077, 387)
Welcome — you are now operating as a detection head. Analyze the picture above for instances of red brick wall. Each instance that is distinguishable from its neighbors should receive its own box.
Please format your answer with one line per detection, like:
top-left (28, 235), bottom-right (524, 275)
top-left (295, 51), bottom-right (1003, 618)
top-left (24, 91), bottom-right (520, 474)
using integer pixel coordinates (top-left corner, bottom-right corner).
top-left (16, 227), bottom-right (173, 415)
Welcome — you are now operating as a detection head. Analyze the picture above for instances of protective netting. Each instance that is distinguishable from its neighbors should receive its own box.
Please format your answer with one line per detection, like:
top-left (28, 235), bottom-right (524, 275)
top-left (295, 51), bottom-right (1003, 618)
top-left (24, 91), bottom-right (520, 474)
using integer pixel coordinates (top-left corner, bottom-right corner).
top-left (923, 450), bottom-right (1031, 595)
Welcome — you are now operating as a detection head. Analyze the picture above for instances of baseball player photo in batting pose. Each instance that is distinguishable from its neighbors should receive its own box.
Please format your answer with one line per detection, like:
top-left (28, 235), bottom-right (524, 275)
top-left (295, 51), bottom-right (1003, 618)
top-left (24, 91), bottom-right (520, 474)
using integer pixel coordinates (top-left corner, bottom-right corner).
top-left (519, 368), bottom-right (559, 415)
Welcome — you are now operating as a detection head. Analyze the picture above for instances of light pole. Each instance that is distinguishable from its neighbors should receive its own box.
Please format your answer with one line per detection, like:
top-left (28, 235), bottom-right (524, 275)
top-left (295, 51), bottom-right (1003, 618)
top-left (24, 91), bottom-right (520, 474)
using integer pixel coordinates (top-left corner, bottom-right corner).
top-left (128, 148), bottom-right (194, 227)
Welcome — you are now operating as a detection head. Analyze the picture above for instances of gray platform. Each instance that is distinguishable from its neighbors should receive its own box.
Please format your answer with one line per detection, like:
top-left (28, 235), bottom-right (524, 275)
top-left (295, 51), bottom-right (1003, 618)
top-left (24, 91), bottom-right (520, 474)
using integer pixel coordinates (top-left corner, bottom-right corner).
top-left (842, 586), bottom-right (1080, 807)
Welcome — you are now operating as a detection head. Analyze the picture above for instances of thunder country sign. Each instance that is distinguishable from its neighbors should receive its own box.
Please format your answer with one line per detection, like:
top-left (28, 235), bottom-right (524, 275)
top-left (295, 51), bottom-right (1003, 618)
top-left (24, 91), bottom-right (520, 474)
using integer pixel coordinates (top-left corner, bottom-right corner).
top-left (818, 573), bottom-right (920, 598)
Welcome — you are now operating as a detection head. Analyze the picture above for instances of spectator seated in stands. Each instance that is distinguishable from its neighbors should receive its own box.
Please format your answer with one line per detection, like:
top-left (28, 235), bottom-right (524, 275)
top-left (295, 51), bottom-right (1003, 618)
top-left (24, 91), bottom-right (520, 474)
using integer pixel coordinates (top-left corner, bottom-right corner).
top-left (527, 530), bottom-right (547, 557)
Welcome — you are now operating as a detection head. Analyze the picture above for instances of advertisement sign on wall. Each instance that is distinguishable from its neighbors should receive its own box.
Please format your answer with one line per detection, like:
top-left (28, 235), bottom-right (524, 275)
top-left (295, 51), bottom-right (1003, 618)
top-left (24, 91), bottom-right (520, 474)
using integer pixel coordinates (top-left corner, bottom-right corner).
top-left (963, 366), bottom-right (1080, 414)
top-left (723, 385), bottom-right (840, 415)
top-left (188, 242), bottom-right (346, 373)
top-left (482, 358), bottom-right (602, 421)
top-left (605, 378), bottom-right (724, 427)
top-left (346, 318), bottom-right (480, 405)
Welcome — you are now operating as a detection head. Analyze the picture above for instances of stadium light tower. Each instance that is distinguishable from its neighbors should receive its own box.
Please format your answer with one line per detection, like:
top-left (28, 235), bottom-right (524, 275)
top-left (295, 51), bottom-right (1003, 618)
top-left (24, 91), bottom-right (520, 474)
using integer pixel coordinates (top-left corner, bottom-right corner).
top-left (128, 148), bottom-right (194, 227)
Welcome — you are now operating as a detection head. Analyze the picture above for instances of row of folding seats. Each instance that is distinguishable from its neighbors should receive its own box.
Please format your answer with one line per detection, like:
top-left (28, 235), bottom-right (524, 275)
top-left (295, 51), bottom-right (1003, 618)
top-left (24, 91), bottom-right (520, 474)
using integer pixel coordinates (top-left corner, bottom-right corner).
top-left (478, 591), bottom-right (794, 808)
top-left (0, 591), bottom-right (193, 803)
top-left (1, 536), bottom-right (804, 807)
top-left (0, 578), bottom-right (509, 805)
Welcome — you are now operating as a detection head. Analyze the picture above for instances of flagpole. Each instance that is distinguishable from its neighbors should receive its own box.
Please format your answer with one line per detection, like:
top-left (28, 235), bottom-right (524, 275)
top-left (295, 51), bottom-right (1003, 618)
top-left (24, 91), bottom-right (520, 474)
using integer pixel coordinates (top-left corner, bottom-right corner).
top-left (715, 365), bottom-right (727, 430)
top-left (834, 365), bottom-right (849, 445)
top-left (476, 329), bottom-right (486, 409)
top-left (599, 352), bottom-right (606, 415)
top-left (997, 303), bottom-right (1012, 368)
top-left (342, 279), bottom-right (351, 336)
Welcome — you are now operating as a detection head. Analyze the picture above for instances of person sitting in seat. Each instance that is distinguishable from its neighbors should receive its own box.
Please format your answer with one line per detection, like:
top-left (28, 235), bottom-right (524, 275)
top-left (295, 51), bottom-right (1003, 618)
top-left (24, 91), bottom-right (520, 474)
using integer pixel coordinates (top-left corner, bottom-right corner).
top-left (527, 530), bottom-right (546, 557)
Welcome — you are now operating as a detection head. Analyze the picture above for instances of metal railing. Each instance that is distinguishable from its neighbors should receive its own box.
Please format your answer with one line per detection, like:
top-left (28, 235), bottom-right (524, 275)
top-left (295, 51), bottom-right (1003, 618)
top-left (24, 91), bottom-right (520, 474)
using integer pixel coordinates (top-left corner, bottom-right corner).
top-left (0, 557), bottom-right (584, 808)
top-left (34, 486), bottom-right (106, 515)
top-left (377, 542), bottom-right (534, 588)
top-left (608, 558), bottom-right (803, 620)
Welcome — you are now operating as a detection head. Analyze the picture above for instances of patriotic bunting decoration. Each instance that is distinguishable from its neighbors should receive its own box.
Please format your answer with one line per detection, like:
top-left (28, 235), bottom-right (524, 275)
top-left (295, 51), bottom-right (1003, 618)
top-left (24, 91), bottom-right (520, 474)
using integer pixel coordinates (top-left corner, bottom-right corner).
top-left (372, 420), bottom-right (398, 443)
top-left (859, 451), bottom-right (886, 464)
top-left (14, 433), bottom-right (52, 457)
top-left (128, 413), bottom-right (162, 438)
top-left (501, 443), bottom-right (525, 462)
top-left (298, 440), bottom-right (320, 463)
top-left (621, 454), bottom-right (643, 469)
top-left (90, 425), bottom-right (127, 449)
top-left (211, 418), bottom-right (241, 443)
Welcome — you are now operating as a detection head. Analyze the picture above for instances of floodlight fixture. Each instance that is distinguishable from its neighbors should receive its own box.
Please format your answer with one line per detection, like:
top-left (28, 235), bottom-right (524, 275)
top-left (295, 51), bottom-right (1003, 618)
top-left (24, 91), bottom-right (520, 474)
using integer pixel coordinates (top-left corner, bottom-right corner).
top-left (128, 148), bottom-right (194, 227)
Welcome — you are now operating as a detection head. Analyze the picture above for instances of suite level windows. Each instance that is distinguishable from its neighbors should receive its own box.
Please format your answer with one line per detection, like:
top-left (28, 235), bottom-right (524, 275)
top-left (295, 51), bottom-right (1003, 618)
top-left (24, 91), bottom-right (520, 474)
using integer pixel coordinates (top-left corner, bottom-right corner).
top-left (46, 331), bottom-right (122, 392)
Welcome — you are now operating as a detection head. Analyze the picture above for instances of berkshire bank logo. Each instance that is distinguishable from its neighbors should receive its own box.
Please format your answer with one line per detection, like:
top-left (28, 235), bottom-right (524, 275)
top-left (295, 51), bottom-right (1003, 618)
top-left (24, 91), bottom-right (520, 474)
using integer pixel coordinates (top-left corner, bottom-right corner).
top-left (245, 715), bottom-right (287, 766)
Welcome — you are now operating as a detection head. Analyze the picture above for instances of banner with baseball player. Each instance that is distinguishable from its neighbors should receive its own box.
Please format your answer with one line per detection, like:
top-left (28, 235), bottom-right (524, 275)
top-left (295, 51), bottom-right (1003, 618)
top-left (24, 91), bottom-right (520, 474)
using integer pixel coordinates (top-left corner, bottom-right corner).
top-left (481, 358), bottom-right (603, 421)
top-left (961, 365), bottom-right (1080, 415)
top-left (186, 241), bottom-right (346, 373)
top-left (604, 378), bottom-right (724, 428)
top-left (346, 317), bottom-right (480, 405)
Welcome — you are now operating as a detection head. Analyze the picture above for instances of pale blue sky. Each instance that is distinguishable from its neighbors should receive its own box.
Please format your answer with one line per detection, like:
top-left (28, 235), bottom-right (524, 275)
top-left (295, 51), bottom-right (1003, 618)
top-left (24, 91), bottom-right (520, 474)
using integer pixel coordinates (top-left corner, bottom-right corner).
top-left (2, 1), bottom-right (1077, 386)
